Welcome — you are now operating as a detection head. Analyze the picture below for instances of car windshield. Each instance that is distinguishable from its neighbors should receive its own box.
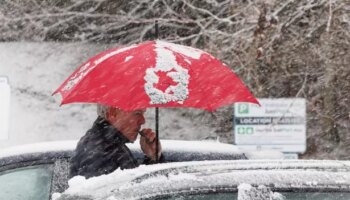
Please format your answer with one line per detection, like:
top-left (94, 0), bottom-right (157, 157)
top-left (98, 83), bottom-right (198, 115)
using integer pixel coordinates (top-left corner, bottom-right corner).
top-left (282, 192), bottom-right (350, 200)
top-left (162, 193), bottom-right (235, 200)
top-left (158, 191), bottom-right (350, 200)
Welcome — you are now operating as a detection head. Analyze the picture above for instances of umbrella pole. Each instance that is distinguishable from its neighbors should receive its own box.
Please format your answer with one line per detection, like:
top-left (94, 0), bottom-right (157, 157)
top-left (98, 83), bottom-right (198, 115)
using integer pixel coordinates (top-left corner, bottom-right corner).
top-left (155, 107), bottom-right (159, 162)
top-left (155, 20), bottom-right (159, 162)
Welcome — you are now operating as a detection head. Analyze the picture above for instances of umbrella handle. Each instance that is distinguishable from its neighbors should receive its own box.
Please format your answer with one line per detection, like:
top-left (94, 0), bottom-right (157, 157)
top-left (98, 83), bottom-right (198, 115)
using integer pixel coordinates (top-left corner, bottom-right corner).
top-left (155, 107), bottom-right (159, 162)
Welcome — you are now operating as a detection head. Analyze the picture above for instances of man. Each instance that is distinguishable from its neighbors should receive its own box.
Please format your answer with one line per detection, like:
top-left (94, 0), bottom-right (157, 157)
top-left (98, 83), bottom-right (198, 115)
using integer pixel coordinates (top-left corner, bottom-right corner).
top-left (70, 105), bottom-right (163, 179)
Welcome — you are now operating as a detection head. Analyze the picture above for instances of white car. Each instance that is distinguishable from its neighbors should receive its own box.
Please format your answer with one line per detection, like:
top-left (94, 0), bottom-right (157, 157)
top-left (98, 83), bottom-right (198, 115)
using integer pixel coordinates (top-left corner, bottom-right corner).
top-left (0, 140), bottom-right (277, 200)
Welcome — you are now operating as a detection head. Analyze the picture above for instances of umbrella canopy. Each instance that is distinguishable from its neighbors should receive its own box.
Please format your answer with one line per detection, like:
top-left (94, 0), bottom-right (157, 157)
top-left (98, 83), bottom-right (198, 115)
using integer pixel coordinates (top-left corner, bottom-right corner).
top-left (53, 40), bottom-right (259, 111)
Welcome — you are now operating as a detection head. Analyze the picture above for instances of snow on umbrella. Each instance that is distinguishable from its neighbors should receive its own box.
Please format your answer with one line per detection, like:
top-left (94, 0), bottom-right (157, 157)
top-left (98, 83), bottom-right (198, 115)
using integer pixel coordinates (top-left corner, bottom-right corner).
top-left (53, 40), bottom-right (259, 110)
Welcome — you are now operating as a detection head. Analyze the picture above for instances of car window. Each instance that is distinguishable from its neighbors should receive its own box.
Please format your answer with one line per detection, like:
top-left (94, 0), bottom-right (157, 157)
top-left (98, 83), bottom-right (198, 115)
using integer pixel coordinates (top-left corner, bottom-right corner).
top-left (0, 164), bottom-right (53, 200)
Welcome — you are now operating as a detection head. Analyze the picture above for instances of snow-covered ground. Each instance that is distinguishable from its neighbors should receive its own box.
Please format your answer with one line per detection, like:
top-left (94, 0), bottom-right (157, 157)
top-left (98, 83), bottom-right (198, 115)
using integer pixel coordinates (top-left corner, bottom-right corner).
top-left (0, 42), bottom-right (218, 149)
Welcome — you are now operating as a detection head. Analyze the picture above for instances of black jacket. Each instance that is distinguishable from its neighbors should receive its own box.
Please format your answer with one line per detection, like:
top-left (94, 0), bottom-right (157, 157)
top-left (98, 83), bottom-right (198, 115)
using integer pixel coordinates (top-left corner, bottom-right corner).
top-left (70, 116), bottom-right (161, 179)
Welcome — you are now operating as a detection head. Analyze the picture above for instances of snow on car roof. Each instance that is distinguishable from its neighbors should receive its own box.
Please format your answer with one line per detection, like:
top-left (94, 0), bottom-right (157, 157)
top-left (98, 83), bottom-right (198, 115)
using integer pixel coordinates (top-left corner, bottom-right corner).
top-left (0, 140), bottom-right (78, 158)
top-left (0, 140), bottom-right (238, 158)
top-left (54, 160), bottom-right (350, 200)
top-left (0, 139), bottom-right (240, 158)
top-left (0, 139), bottom-right (283, 160)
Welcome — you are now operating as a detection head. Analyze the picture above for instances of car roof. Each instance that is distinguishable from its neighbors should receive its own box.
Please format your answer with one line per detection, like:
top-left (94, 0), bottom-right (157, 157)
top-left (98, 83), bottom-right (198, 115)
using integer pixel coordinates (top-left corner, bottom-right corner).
top-left (0, 140), bottom-right (244, 157)
top-left (0, 140), bottom-right (282, 163)
top-left (0, 141), bottom-right (76, 167)
top-left (57, 160), bottom-right (350, 200)
top-left (0, 140), bottom-right (259, 167)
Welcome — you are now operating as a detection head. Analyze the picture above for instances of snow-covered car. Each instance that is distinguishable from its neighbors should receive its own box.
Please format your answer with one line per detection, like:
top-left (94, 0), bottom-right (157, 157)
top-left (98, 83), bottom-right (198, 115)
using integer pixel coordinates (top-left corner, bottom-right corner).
top-left (55, 160), bottom-right (350, 200)
top-left (0, 139), bottom-right (274, 200)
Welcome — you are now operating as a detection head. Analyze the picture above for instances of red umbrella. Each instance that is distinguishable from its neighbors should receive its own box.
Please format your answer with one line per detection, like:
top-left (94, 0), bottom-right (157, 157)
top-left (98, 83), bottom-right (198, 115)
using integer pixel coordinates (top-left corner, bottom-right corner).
top-left (53, 40), bottom-right (258, 110)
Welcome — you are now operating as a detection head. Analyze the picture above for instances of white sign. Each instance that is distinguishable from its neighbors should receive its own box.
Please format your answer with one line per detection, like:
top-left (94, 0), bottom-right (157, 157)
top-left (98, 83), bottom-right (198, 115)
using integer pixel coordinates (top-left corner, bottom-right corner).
top-left (0, 76), bottom-right (10, 140)
top-left (234, 98), bottom-right (306, 153)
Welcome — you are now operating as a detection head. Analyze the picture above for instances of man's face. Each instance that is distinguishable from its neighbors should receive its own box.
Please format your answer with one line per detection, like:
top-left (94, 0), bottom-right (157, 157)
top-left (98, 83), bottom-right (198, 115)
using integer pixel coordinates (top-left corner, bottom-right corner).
top-left (108, 108), bottom-right (146, 142)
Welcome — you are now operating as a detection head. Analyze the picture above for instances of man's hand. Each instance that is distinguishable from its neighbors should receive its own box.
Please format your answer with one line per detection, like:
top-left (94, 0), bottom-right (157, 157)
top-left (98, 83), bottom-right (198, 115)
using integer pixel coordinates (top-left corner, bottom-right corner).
top-left (139, 128), bottom-right (162, 161)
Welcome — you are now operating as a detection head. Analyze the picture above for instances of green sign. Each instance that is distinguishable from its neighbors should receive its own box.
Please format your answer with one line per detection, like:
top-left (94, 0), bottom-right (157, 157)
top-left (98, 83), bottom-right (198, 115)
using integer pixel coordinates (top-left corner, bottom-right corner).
top-left (237, 127), bottom-right (254, 135)
top-left (238, 104), bottom-right (249, 114)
